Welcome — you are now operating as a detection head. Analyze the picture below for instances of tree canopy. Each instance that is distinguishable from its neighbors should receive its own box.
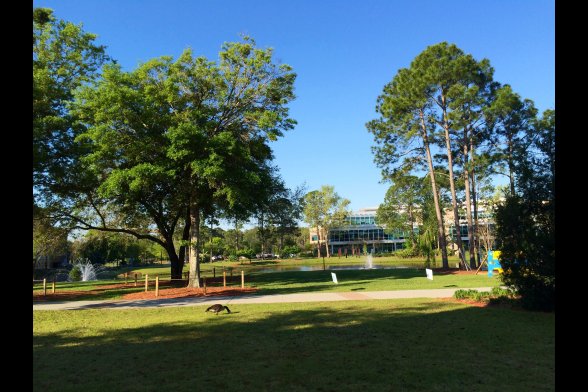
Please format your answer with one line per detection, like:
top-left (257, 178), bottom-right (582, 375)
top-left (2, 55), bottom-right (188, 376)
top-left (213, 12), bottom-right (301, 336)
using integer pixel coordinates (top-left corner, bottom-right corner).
top-left (47, 37), bottom-right (297, 283)
top-left (33, 7), bottom-right (110, 197)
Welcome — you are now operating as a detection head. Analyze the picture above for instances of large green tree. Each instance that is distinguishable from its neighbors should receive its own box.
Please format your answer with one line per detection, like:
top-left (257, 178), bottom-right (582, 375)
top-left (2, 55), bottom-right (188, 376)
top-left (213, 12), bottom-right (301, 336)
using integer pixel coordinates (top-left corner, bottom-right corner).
top-left (302, 185), bottom-right (350, 259)
top-left (369, 42), bottom-right (498, 269)
top-left (414, 42), bottom-right (494, 268)
top-left (367, 63), bottom-right (450, 267)
top-left (62, 38), bottom-right (296, 285)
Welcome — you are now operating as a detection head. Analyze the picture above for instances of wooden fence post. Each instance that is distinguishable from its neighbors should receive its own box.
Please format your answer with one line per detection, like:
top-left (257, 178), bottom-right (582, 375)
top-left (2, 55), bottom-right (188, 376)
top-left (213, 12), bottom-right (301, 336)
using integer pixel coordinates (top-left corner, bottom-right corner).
top-left (134, 273), bottom-right (138, 287)
top-left (51, 278), bottom-right (55, 294)
top-left (230, 268), bottom-right (233, 278)
top-left (223, 271), bottom-right (226, 287)
top-left (155, 276), bottom-right (159, 297)
top-left (203, 277), bottom-right (207, 295)
top-left (213, 267), bottom-right (215, 278)
top-left (125, 272), bottom-right (128, 284)
top-left (43, 278), bottom-right (47, 296)
top-left (145, 274), bottom-right (149, 292)
top-left (241, 270), bottom-right (244, 289)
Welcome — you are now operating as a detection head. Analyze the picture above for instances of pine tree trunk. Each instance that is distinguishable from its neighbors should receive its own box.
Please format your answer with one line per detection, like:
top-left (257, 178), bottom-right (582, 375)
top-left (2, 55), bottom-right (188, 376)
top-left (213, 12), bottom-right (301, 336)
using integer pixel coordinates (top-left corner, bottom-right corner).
top-left (441, 100), bottom-right (466, 267)
top-left (507, 134), bottom-right (515, 196)
top-left (470, 142), bottom-right (481, 267)
top-left (462, 130), bottom-right (476, 268)
top-left (420, 110), bottom-right (449, 268)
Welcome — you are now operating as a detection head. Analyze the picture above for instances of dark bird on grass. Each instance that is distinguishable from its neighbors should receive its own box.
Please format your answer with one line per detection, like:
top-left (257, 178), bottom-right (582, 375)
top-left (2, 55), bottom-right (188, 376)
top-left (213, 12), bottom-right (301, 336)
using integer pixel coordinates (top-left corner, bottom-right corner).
top-left (206, 304), bottom-right (231, 315)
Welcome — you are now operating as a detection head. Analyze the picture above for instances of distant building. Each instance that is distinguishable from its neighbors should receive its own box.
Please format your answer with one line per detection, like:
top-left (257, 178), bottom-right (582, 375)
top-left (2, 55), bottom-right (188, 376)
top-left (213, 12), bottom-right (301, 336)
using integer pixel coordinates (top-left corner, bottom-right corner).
top-left (309, 203), bottom-right (496, 256)
top-left (309, 208), bottom-right (412, 256)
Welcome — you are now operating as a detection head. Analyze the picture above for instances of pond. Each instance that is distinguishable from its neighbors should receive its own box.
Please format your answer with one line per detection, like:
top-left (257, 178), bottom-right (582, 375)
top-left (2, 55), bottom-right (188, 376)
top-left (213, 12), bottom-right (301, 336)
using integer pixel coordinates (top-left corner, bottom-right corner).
top-left (250, 264), bottom-right (414, 274)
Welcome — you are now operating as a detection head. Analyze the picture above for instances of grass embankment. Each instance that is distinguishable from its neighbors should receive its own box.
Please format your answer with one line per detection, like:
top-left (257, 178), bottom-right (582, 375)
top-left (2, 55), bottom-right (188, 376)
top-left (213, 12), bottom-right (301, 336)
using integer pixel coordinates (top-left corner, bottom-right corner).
top-left (33, 299), bottom-right (554, 392)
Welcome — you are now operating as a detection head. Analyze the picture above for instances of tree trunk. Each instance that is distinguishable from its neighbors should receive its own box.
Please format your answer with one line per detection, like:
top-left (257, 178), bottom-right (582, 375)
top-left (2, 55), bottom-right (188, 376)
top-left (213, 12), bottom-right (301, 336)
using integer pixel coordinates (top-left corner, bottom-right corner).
top-left (178, 206), bottom-right (191, 277)
top-left (210, 217), bottom-right (214, 261)
top-left (462, 129), bottom-right (476, 268)
top-left (168, 245), bottom-right (182, 279)
top-left (188, 205), bottom-right (202, 288)
top-left (316, 226), bottom-right (321, 258)
top-left (420, 110), bottom-right (449, 268)
top-left (408, 206), bottom-right (415, 246)
top-left (507, 134), bottom-right (515, 196)
top-left (235, 219), bottom-right (239, 253)
top-left (470, 142), bottom-right (481, 267)
top-left (441, 99), bottom-right (466, 267)
top-left (259, 212), bottom-right (265, 258)
top-left (324, 227), bottom-right (330, 258)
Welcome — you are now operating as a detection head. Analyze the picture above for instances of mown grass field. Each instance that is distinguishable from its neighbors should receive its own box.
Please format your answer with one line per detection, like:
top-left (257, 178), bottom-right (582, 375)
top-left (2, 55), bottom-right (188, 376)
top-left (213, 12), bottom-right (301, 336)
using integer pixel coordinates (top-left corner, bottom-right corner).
top-left (33, 299), bottom-right (555, 392)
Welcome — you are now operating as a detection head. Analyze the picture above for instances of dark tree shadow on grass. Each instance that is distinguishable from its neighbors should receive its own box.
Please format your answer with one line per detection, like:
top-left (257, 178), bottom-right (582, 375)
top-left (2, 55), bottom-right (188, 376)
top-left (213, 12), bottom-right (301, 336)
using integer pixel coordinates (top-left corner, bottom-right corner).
top-left (34, 300), bottom-right (554, 392)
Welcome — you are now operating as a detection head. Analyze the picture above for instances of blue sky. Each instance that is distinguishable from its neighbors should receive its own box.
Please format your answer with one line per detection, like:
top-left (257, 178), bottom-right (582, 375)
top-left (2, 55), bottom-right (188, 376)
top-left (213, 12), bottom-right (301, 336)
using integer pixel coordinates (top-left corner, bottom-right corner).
top-left (34, 0), bottom-right (554, 213)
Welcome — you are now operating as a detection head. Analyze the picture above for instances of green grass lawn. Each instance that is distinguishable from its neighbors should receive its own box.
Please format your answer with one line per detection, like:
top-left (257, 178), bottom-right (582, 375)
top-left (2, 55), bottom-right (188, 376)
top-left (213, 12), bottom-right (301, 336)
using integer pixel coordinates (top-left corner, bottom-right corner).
top-left (249, 268), bottom-right (499, 295)
top-left (33, 268), bottom-right (499, 301)
top-left (33, 299), bottom-right (555, 392)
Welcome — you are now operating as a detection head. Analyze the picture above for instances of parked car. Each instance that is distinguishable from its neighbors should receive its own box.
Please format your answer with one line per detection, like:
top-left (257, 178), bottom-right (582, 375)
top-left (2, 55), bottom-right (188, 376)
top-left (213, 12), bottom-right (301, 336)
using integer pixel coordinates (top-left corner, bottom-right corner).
top-left (211, 255), bottom-right (224, 262)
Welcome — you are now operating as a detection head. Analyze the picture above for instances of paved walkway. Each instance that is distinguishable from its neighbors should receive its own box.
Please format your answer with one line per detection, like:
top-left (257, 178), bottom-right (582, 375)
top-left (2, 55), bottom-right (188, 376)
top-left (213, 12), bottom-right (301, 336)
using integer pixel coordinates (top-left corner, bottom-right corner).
top-left (33, 287), bottom-right (495, 311)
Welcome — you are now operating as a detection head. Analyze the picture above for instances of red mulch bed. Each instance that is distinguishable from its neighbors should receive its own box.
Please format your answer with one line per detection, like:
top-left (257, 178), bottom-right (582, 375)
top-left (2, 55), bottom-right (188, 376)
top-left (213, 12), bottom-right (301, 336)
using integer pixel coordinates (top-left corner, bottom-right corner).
top-left (33, 281), bottom-right (257, 302)
top-left (122, 286), bottom-right (257, 300)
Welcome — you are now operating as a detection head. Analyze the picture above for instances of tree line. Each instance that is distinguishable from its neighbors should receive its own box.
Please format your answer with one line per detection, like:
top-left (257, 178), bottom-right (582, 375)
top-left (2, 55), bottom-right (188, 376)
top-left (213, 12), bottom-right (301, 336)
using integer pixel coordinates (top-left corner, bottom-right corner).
top-left (368, 42), bottom-right (554, 310)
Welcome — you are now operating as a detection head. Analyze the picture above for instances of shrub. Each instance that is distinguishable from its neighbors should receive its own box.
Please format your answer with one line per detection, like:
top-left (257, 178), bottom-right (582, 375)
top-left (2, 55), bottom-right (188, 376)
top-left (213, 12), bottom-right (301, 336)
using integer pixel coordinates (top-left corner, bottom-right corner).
top-left (282, 245), bottom-right (301, 257)
top-left (495, 196), bottom-right (554, 311)
top-left (454, 289), bottom-right (480, 299)
top-left (393, 247), bottom-right (419, 258)
top-left (454, 287), bottom-right (518, 304)
top-left (68, 265), bottom-right (81, 281)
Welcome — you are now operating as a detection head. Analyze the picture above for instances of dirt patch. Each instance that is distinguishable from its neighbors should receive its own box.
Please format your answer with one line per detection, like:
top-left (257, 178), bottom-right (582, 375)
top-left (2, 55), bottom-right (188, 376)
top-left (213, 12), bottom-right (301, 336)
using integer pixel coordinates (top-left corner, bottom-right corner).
top-left (121, 286), bottom-right (258, 300)
top-left (439, 297), bottom-right (489, 308)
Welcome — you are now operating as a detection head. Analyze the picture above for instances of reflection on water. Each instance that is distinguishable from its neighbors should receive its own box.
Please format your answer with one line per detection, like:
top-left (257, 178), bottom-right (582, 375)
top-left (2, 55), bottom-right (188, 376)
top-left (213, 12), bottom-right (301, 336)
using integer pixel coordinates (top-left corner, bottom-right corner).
top-left (252, 265), bottom-right (412, 274)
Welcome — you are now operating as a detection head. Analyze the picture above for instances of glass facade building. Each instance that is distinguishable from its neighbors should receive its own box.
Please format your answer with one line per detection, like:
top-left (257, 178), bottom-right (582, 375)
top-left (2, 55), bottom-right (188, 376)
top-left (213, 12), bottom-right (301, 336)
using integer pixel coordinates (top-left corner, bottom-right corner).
top-left (310, 208), bottom-right (412, 255)
top-left (310, 205), bottom-right (495, 256)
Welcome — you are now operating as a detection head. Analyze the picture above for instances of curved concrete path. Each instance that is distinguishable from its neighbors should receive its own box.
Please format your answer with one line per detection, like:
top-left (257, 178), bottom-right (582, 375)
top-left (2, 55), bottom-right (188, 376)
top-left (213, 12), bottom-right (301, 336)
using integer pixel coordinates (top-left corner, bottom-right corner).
top-left (33, 287), bottom-right (495, 311)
